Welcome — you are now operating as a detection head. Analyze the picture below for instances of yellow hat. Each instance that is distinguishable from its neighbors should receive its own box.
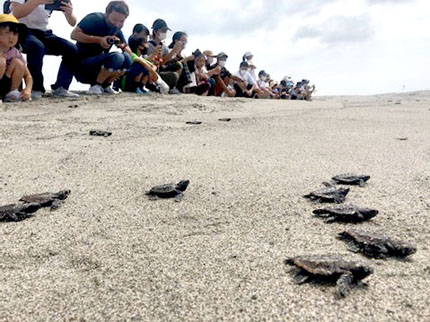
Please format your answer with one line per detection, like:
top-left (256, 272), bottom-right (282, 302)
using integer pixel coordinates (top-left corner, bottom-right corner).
top-left (0, 14), bottom-right (20, 24)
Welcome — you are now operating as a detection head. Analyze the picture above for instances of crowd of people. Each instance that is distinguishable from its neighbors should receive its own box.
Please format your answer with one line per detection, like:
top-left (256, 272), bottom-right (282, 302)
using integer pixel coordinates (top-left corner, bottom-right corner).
top-left (0, 0), bottom-right (316, 103)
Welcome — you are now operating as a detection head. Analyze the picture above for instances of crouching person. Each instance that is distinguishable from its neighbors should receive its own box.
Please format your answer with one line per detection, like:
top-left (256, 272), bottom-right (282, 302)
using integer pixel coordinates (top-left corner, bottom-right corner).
top-left (71, 1), bottom-right (132, 94)
top-left (0, 14), bottom-right (32, 102)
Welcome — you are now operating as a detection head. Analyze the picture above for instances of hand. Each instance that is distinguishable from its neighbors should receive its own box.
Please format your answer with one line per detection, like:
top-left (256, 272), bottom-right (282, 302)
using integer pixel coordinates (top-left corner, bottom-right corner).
top-left (246, 89), bottom-right (252, 96)
top-left (60, 0), bottom-right (73, 16)
top-left (173, 41), bottom-right (183, 53)
top-left (100, 36), bottom-right (111, 49)
top-left (21, 88), bottom-right (31, 101)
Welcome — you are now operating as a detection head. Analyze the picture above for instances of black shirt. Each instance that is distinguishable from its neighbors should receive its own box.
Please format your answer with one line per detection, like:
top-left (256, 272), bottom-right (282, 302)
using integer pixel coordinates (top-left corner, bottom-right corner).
top-left (76, 12), bottom-right (126, 58)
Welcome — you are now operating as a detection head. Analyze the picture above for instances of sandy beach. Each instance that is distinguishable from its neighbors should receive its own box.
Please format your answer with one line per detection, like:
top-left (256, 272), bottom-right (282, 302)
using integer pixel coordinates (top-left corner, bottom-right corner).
top-left (1, 92), bottom-right (429, 321)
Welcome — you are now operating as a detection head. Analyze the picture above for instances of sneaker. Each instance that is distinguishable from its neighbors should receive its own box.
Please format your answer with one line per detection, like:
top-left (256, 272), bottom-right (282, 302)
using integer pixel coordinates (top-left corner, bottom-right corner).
top-left (87, 84), bottom-right (104, 95)
top-left (135, 87), bottom-right (148, 95)
top-left (4, 89), bottom-right (22, 103)
top-left (103, 86), bottom-right (119, 95)
top-left (168, 87), bottom-right (181, 95)
top-left (31, 91), bottom-right (43, 100)
top-left (52, 87), bottom-right (79, 98)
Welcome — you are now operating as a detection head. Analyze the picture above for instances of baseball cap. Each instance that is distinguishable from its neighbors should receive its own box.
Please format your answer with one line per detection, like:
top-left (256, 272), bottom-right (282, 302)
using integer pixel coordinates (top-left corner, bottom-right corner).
top-left (240, 61), bottom-right (249, 68)
top-left (258, 70), bottom-right (267, 77)
top-left (217, 52), bottom-right (228, 59)
top-left (152, 18), bottom-right (171, 31)
top-left (244, 51), bottom-right (253, 58)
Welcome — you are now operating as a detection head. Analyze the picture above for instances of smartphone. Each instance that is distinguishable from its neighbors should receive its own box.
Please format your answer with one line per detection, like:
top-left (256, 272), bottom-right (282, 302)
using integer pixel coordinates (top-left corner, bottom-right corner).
top-left (45, 0), bottom-right (70, 11)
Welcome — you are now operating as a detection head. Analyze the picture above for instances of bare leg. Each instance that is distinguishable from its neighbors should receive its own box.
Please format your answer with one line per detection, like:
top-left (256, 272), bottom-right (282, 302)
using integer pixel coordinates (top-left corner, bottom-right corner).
top-left (96, 68), bottom-right (114, 84)
top-left (6, 58), bottom-right (25, 90)
top-left (0, 56), bottom-right (6, 79)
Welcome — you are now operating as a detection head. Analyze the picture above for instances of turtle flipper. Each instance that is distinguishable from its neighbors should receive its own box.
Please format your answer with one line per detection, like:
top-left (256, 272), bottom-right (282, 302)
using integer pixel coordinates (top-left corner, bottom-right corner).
top-left (335, 272), bottom-right (354, 298)
top-left (359, 179), bottom-right (366, 187)
top-left (175, 192), bottom-right (183, 202)
top-left (147, 194), bottom-right (158, 201)
top-left (50, 199), bottom-right (62, 210)
top-left (346, 242), bottom-right (361, 253)
top-left (293, 269), bottom-right (310, 284)
top-left (325, 216), bottom-right (337, 224)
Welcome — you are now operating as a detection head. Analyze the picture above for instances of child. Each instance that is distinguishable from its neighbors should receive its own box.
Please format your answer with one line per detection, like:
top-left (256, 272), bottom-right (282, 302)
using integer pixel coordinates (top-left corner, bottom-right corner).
top-left (0, 14), bottom-right (32, 102)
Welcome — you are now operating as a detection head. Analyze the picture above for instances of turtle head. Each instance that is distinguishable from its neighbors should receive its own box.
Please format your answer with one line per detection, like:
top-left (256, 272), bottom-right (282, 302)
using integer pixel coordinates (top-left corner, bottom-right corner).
top-left (176, 180), bottom-right (190, 191)
top-left (351, 265), bottom-right (373, 280)
top-left (362, 175), bottom-right (371, 182)
top-left (396, 243), bottom-right (417, 257)
top-left (58, 189), bottom-right (71, 200)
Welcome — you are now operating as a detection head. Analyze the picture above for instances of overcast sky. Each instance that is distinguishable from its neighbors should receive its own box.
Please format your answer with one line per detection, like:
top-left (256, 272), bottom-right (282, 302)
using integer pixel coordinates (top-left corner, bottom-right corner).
top-left (41, 0), bottom-right (429, 95)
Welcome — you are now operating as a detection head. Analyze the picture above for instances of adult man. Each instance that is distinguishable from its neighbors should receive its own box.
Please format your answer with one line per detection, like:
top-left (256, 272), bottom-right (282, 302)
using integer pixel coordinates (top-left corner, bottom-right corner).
top-left (71, 0), bottom-right (132, 95)
top-left (11, 0), bottom-right (79, 99)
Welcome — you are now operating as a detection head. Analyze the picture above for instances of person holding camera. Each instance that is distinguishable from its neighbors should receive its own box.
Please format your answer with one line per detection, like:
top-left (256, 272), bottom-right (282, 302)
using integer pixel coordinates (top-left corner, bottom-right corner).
top-left (10, 0), bottom-right (79, 99)
top-left (71, 1), bottom-right (133, 95)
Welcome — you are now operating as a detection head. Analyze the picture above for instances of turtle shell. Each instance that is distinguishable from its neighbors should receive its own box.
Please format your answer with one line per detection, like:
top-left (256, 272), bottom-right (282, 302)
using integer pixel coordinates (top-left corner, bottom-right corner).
top-left (20, 190), bottom-right (71, 205)
top-left (338, 229), bottom-right (417, 258)
top-left (332, 174), bottom-right (370, 184)
top-left (285, 255), bottom-right (372, 278)
top-left (149, 184), bottom-right (178, 195)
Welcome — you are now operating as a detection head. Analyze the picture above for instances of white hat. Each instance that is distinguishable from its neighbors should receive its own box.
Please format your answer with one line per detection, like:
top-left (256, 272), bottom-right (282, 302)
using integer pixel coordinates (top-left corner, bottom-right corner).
top-left (282, 75), bottom-right (292, 81)
top-left (244, 51), bottom-right (253, 57)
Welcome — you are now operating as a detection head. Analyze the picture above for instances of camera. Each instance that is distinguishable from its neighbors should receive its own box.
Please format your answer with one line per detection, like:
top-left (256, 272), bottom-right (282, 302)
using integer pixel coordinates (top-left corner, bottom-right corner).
top-left (45, 0), bottom-right (69, 11)
top-left (107, 37), bottom-right (121, 45)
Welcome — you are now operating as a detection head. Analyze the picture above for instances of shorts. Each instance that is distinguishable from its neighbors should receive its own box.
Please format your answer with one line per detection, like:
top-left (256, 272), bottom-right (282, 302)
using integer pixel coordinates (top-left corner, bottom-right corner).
top-left (234, 83), bottom-right (254, 98)
top-left (0, 76), bottom-right (11, 99)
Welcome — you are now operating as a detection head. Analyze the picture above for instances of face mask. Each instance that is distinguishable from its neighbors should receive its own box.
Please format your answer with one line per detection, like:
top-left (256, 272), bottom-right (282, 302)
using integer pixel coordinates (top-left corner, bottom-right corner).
top-left (158, 32), bottom-right (167, 41)
top-left (207, 57), bottom-right (214, 65)
top-left (240, 70), bottom-right (247, 76)
top-left (260, 76), bottom-right (266, 81)
top-left (219, 61), bottom-right (226, 67)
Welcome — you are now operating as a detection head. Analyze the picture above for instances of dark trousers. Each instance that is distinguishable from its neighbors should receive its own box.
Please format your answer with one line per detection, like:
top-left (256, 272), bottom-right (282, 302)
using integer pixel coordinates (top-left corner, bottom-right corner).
top-left (21, 29), bottom-right (77, 92)
top-left (75, 52), bottom-right (132, 86)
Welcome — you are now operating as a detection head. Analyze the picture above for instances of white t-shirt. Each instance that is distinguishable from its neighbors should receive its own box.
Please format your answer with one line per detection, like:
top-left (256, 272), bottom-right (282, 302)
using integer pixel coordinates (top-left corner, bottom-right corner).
top-left (12, 0), bottom-right (50, 31)
top-left (257, 80), bottom-right (268, 88)
top-left (235, 71), bottom-right (257, 86)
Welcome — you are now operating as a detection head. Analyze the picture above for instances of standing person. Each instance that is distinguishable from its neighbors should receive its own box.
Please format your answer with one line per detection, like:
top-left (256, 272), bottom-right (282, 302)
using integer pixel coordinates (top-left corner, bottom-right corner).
top-left (10, 0), bottom-right (79, 99)
top-left (0, 14), bottom-right (32, 102)
top-left (71, 0), bottom-right (133, 95)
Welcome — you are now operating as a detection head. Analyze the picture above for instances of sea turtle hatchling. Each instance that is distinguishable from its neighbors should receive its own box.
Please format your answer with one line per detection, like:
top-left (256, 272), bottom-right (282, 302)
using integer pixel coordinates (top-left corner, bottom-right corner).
top-left (146, 180), bottom-right (190, 202)
top-left (313, 205), bottom-right (378, 223)
top-left (19, 189), bottom-right (71, 210)
top-left (0, 203), bottom-right (42, 222)
top-left (331, 174), bottom-right (370, 187)
top-left (337, 229), bottom-right (417, 259)
top-left (284, 255), bottom-right (373, 298)
top-left (304, 186), bottom-right (350, 203)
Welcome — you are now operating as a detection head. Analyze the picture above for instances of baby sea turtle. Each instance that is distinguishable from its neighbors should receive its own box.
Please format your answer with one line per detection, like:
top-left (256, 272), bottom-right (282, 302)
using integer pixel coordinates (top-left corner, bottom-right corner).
top-left (0, 203), bottom-right (42, 222)
top-left (313, 205), bottom-right (378, 223)
top-left (331, 174), bottom-right (370, 187)
top-left (285, 255), bottom-right (373, 298)
top-left (19, 189), bottom-right (71, 210)
top-left (89, 130), bottom-right (112, 137)
top-left (304, 186), bottom-right (350, 203)
top-left (146, 180), bottom-right (190, 202)
top-left (337, 229), bottom-right (417, 259)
